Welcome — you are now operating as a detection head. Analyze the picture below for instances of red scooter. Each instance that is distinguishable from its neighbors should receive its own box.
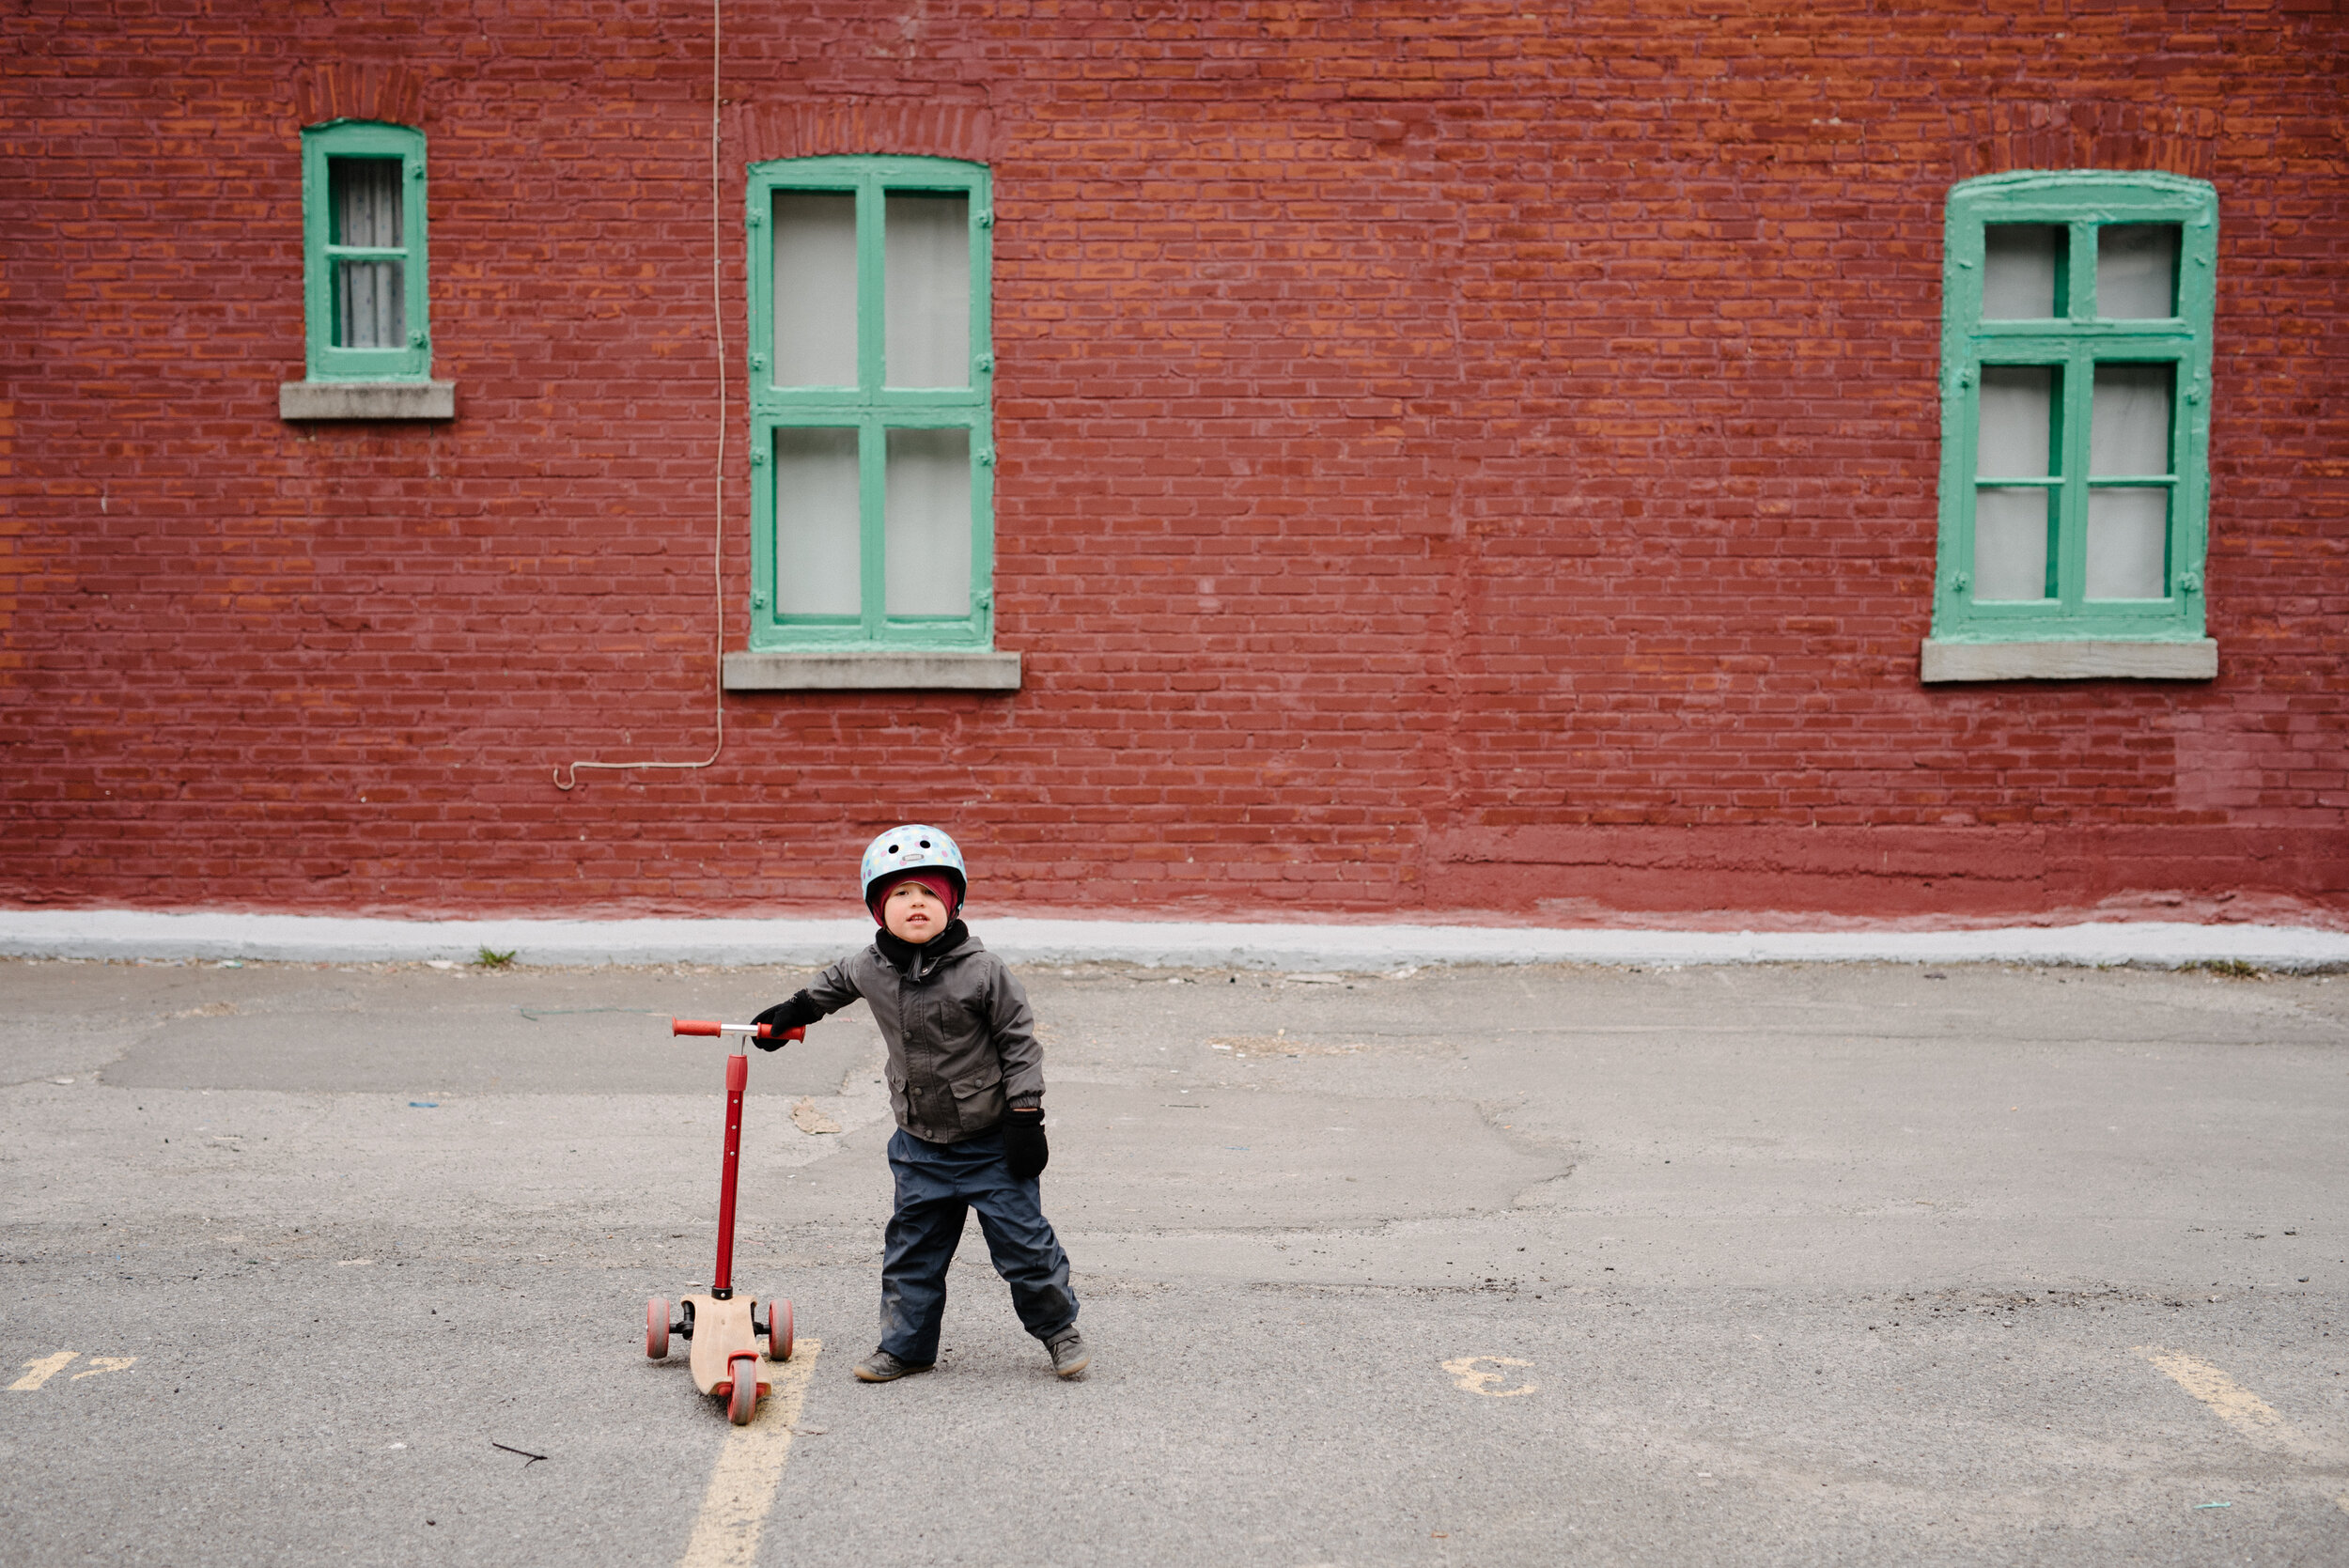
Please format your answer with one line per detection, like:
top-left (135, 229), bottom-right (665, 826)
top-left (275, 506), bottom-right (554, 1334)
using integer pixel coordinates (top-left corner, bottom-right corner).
top-left (645, 1017), bottom-right (801, 1424)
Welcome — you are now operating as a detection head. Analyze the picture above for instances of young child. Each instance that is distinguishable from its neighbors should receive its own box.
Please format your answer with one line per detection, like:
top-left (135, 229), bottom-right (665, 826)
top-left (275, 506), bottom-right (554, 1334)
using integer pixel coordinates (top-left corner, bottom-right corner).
top-left (752, 825), bottom-right (1087, 1382)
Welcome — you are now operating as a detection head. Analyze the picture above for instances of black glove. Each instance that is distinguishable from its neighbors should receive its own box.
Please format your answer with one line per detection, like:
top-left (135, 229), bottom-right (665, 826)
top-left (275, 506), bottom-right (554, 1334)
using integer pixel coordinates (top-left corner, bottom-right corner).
top-left (1003, 1105), bottom-right (1049, 1180)
top-left (750, 992), bottom-right (822, 1050)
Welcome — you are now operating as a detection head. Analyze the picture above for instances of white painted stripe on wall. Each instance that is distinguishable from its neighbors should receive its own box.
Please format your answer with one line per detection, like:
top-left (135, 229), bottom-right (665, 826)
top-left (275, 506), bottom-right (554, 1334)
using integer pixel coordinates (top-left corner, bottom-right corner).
top-left (0, 908), bottom-right (2344, 970)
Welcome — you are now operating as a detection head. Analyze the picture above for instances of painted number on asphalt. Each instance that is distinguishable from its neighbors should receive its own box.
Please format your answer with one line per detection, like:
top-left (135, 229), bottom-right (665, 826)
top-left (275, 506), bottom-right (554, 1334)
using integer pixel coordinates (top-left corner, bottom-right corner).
top-left (1442, 1356), bottom-right (1538, 1398)
top-left (8, 1353), bottom-right (135, 1391)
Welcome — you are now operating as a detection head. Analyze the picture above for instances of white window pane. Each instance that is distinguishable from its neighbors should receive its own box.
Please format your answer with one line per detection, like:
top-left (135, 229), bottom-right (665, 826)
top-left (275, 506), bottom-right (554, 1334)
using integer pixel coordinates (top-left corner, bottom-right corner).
top-left (330, 158), bottom-right (405, 349)
top-left (884, 193), bottom-right (971, 388)
top-left (772, 192), bottom-right (859, 387)
top-left (2086, 489), bottom-right (2169, 599)
top-left (1973, 488), bottom-right (2051, 601)
top-left (1976, 365), bottom-right (2055, 477)
top-left (884, 427), bottom-right (972, 616)
top-left (2096, 224), bottom-right (2178, 318)
top-left (331, 158), bottom-right (402, 247)
top-left (2090, 363), bottom-right (2173, 476)
top-left (334, 260), bottom-right (405, 349)
top-left (773, 427), bottom-right (862, 615)
top-left (1983, 225), bottom-right (2061, 318)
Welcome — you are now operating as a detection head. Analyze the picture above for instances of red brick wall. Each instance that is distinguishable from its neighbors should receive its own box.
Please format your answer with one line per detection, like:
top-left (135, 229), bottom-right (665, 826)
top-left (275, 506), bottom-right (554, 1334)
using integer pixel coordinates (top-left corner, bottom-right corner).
top-left (5, 1), bottom-right (2345, 926)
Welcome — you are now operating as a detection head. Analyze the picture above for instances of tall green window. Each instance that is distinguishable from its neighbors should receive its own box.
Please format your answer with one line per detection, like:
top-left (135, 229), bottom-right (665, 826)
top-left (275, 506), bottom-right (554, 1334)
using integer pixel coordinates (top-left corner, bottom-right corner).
top-left (746, 157), bottom-right (994, 651)
top-left (1927, 171), bottom-right (2217, 672)
top-left (300, 121), bottom-right (430, 382)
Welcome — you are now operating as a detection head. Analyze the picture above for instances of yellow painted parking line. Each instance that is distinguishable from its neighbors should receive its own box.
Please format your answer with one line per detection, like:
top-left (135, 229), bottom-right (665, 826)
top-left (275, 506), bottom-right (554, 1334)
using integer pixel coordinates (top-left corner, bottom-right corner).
top-left (2133, 1346), bottom-right (2328, 1460)
top-left (8, 1353), bottom-right (77, 1391)
top-left (677, 1339), bottom-right (823, 1568)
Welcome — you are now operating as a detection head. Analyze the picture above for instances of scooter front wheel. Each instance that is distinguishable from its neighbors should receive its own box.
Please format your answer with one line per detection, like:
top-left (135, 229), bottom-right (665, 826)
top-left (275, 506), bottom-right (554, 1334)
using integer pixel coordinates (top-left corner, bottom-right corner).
top-left (727, 1362), bottom-right (758, 1425)
top-left (646, 1296), bottom-right (669, 1359)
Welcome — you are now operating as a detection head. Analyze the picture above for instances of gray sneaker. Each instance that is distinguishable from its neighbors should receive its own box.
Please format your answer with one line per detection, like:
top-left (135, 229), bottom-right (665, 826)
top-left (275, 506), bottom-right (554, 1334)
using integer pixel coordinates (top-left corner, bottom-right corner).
top-left (853, 1349), bottom-right (934, 1383)
top-left (1047, 1329), bottom-right (1090, 1379)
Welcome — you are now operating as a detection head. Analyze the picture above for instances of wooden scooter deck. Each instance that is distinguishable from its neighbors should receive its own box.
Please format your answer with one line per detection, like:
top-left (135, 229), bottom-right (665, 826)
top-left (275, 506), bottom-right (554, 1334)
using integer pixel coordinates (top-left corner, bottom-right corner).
top-left (682, 1294), bottom-right (768, 1396)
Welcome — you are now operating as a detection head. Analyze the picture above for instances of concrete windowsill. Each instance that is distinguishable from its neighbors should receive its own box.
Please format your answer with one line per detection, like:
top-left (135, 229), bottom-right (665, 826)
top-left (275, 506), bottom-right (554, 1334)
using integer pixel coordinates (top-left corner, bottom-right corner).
top-left (1920, 638), bottom-right (2217, 683)
top-left (279, 380), bottom-right (456, 421)
top-left (723, 649), bottom-right (1021, 691)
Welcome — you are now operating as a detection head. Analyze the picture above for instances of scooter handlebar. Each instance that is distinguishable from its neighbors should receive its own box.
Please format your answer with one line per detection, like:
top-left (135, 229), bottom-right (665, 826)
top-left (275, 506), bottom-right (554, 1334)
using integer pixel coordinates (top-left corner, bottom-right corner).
top-left (670, 1018), bottom-right (804, 1043)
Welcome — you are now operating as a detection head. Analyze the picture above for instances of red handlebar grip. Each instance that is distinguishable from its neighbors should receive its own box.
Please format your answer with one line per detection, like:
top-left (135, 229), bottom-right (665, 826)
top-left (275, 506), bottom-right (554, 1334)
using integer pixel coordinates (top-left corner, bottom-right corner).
top-left (755, 1024), bottom-right (807, 1043)
top-left (672, 1018), bottom-right (722, 1036)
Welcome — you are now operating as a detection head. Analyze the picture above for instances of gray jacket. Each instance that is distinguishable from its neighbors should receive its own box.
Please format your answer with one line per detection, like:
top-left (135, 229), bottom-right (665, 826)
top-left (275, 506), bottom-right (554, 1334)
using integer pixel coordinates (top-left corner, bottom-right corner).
top-left (805, 925), bottom-right (1044, 1144)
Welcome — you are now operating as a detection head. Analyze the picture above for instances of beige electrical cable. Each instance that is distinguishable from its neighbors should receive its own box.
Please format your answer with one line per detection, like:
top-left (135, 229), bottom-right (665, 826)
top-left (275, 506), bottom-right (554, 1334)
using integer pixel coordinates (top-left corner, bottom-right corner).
top-left (554, 0), bottom-right (727, 791)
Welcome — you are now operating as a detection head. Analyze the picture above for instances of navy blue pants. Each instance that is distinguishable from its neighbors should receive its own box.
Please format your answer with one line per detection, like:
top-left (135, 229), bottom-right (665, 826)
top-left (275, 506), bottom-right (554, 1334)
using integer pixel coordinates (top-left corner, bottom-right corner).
top-left (879, 1126), bottom-right (1078, 1364)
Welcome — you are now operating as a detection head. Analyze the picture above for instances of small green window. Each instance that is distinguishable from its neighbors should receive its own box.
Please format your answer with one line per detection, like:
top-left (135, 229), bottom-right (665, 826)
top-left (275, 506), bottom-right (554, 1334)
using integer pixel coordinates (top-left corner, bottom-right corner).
top-left (301, 121), bottom-right (429, 382)
top-left (1929, 171), bottom-right (2217, 660)
top-left (745, 157), bottom-right (994, 651)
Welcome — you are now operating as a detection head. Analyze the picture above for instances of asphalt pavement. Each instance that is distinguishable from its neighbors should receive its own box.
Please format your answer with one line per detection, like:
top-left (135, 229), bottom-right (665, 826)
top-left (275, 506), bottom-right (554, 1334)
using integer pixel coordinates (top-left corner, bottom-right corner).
top-left (3, 954), bottom-right (2345, 1566)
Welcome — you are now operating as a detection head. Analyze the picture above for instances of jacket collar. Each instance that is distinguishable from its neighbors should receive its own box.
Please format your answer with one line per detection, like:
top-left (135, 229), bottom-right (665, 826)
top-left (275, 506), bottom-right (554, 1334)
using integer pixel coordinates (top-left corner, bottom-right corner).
top-left (875, 919), bottom-right (972, 979)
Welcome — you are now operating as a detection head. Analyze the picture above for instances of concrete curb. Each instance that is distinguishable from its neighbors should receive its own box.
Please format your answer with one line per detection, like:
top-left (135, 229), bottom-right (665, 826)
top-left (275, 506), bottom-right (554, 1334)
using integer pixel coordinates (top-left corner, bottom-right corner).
top-left (2, 909), bottom-right (2345, 971)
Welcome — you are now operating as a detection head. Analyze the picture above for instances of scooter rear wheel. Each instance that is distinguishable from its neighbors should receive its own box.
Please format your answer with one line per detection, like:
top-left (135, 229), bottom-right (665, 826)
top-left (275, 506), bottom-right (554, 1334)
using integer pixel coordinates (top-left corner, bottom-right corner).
top-left (726, 1362), bottom-right (758, 1425)
top-left (769, 1298), bottom-right (793, 1362)
top-left (646, 1296), bottom-right (669, 1359)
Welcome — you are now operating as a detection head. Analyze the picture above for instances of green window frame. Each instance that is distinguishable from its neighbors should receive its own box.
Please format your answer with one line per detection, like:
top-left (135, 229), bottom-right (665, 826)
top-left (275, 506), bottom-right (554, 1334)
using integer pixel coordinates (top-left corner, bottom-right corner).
top-left (300, 120), bottom-right (430, 382)
top-left (745, 156), bottom-right (995, 651)
top-left (1931, 170), bottom-right (2217, 646)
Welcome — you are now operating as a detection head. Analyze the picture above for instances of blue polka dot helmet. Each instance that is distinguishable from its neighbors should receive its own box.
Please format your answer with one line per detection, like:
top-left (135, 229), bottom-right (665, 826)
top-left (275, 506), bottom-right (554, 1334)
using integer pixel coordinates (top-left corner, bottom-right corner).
top-left (859, 825), bottom-right (968, 914)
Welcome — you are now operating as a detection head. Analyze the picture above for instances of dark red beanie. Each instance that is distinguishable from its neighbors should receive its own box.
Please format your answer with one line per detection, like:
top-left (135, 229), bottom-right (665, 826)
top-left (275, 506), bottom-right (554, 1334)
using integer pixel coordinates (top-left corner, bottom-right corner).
top-left (868, 869), bottom-right (962, 924)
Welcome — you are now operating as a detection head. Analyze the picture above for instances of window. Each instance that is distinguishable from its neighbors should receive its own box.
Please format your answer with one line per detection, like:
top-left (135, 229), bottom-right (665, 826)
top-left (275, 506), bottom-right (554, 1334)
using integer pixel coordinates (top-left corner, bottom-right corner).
top-left (744, 157), bottom-right (994, 652)
top-left (299, 121), bottom-right (429, 383)
top-left (1923, 172), bottom-right (2218, 681)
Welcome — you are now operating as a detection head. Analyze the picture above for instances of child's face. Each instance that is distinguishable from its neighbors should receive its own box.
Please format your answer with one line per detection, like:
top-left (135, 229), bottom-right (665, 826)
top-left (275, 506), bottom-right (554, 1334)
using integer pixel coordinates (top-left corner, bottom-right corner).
top-left (881, 879), bottom-right (950, 944)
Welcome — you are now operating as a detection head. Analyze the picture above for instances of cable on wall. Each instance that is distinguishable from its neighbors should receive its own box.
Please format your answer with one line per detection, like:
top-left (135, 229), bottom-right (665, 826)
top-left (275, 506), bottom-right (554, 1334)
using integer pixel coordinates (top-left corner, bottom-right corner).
top-left (554, 0), bottom-right (728, 791)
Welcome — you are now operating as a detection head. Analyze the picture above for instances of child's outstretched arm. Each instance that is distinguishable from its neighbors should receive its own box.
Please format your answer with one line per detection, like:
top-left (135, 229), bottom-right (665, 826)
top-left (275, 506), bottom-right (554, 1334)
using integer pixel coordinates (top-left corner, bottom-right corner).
top-left (750, 958), bottom-right (862, 1050)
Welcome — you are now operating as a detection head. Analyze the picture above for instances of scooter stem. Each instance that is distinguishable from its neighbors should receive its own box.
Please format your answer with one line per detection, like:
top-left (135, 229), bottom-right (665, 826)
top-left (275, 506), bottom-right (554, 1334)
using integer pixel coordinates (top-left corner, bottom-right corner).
top-left (712, 1048), bottom-right (748, 1299)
